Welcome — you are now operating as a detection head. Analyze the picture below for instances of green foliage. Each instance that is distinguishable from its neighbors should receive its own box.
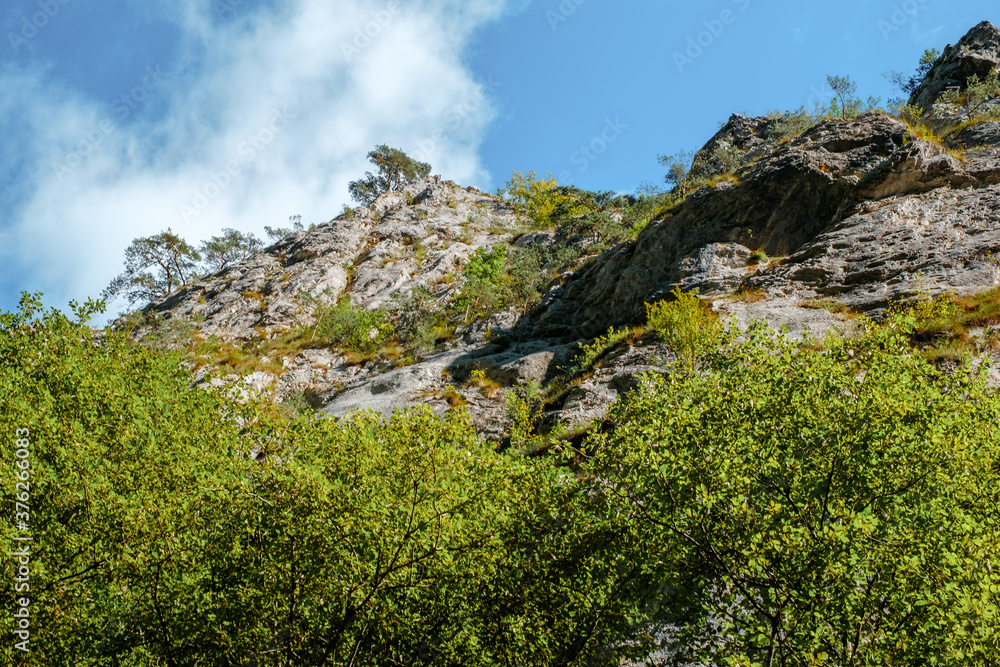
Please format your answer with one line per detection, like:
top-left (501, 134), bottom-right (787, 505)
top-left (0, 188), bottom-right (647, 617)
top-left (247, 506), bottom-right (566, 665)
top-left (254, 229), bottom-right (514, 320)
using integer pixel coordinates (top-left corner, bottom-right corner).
top-left (767, 107), bottom-right (816, 141)
top-left (348, 145), bottom-right (432, 206)
top-left (566, 327), bottom-right (632, 376)
top-left (749, 249), bottom-right (768, 265)
top-left (464, 245), bottom-right (508, 281)
top-left (881, 286), bottom-right (1000, 359)
top-left (826, 74), bottom-right (881, 119)
top-left (623, 185), bottom-right (671, 237)
top-left (827, 74), bottom-right (858, 118)
top-left (645, 287), bottom-right (724, 371)
top-left (452, 185), bottom-right (637, 323)
top-left (498, 170), bottom-right (575, 228)
top-left (102, 228), bottom-right (202, 306)
top-left (505, 380), bottom-right (543, 447)
top-left (200, 227), bottom-right (264, 272)
top-left (658, 143), bottom-right (747, 203)
top-left (587, 320), bottom-right (1000, 666)
top-left (657, 149), bottom-right (697, 199)
top-left (452, 246), bottom-right (512, 321)
top-left (0, 294), bottom-right (648, 665)
top-left (937, 71), bottom-right (1000, 121)
top-left (699, 142), bottom-right (745, 177)
top-left (885, 47), bottom-right (941, 105)
top-left (311, 298), bottom-right (393, 353)
top-left (894, 102), bottom-right (928, 126)
top-left (264, 214), bottom-right (306, 242)
top-left (9, 290), bottom-right (1000, 665)
top-left (386, 286), bottom-right (451, 353)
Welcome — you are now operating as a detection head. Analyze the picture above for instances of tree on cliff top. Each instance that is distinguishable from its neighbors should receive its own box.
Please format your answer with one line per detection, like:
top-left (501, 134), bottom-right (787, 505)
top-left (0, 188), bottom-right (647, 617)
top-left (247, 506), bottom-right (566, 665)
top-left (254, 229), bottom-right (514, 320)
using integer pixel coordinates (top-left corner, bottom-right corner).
top-left (348, 145), bottom-right (432, 206)
top-left (102, 229), bottom-right (201, 306)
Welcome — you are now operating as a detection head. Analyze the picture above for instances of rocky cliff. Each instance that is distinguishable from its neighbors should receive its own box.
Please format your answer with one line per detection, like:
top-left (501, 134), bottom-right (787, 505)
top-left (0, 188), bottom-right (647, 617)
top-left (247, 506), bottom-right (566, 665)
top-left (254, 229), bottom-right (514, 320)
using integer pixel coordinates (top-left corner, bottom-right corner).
top-left (130, 21), bottom-right (1000, 442)
top-left (143, 177), bottom-right (519, 341)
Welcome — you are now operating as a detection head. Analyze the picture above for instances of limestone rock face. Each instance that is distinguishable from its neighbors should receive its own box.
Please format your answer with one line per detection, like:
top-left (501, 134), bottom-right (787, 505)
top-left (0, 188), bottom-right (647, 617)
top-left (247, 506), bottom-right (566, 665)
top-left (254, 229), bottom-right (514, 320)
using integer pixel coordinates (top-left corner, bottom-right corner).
top-left (678, 243), bottom-right (752, 293)
top-left (692, 113), bottom-right (776, 174)
top-left (855, 140), bottom-right (975, 200)
top-left (137, 177), bottom-right (520, 340)
top-left (529, 113), bottom-right (911, 338)
top-left (909, 21), bottom-right (1000, 111)
top-left (949, 121), bottom-right (1000, 149)
top-left (748, 185), bottom-right (1000, 310)
top-left (136, 21), bottom-right (1000, 443)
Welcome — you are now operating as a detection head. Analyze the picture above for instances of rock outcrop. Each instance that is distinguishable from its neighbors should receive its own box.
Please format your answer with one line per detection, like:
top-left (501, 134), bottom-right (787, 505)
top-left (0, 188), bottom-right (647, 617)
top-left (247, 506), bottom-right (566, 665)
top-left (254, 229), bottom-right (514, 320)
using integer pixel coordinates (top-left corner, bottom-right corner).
top-left (139, 177), bottom-right (520, 340)
top-left (909, 21), bottom-right (1000, 111)
top-left (132, 21), bottom-right (1000, 442)
top-left (528, 113), bottom-right (914, 338)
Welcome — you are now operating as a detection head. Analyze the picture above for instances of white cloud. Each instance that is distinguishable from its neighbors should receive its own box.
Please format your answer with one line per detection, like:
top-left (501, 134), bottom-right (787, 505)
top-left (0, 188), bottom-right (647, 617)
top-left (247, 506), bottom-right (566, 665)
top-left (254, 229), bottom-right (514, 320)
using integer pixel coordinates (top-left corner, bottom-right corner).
top-left (0, 0), bottom-right (511, 316)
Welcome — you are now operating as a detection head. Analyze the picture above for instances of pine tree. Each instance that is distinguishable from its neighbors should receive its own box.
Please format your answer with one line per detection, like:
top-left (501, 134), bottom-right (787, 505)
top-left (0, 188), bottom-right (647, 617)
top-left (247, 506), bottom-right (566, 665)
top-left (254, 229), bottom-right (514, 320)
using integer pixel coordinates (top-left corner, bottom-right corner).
top-left (348, 145), bottom-right (431, 205)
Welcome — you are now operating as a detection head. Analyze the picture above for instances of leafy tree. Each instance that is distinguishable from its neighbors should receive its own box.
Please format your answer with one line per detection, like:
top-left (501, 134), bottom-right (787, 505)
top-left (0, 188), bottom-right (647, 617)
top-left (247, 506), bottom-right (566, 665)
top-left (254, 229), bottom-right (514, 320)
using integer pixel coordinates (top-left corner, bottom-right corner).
top-left (657, 144), bottom-right (747, 201)
top-left (938, 70), bottom-right (1000, 120)
top-left (823, 74), bottom-right (881, 120)
top-left (0, 294), bottom-right (647, 665)
top-left (499, 170), bottom-right (583, 228)
top-left (646, 287), bottom-right (725, 371)
top-left (200, 227), bottom-right (263, 272)
top-left (657, 149), bottom-right (697, 198)
top-left (264, 214), bottom-right (305, 242)
top-left (587, 317), bottom-right (1000, 666)
top-left (348, 145), bottom-right (431, 206)
top-left (102, 228), bottom-right (201, 306)
top-left (885, 47), bottom-right (941, 105)
top-left (826, 74), bottom-right (861, 119)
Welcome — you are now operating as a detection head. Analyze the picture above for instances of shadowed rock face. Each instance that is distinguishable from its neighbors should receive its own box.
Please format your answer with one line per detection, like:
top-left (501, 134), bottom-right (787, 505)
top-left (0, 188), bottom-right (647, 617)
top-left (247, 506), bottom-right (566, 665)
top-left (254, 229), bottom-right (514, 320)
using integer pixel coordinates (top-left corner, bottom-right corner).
top-left (909, 21), bottom-right (1000, 111)
top-left (528, 113), bottom-right (913, 338)
top-left (526, 18), bottom-right (1000, 341)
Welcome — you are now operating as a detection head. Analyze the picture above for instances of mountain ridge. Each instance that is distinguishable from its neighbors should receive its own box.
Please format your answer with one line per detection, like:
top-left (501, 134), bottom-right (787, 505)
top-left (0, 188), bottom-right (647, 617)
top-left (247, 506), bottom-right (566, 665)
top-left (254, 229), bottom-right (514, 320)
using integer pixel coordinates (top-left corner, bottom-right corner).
top-left (123, 21), bottom-right (1000, 439)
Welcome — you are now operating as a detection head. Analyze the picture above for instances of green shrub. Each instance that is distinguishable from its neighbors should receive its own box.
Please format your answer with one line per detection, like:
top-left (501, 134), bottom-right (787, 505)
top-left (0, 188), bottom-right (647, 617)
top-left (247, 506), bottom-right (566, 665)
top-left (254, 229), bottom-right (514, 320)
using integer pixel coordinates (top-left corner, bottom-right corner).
top-left (387, 287), bottom-right (451, 353)
top-left (645, 288), bottom-right (724, 371)
top-left (767, 107), bottom-right (816, 141)
top-left (937, 71), bottom-right (1000, 121)
top-left (587, 319), bottom-right (1000, 666)
top-left (312, 298), bottom-right (393, 353)
top-left (464, 245), bottom-right (507, 281)
top-left (0, 294), bottom-right (648, 665)
top-left (505, 380), bottom-right (543, 447)
top-left (566, 327), bottom-right (632, 376)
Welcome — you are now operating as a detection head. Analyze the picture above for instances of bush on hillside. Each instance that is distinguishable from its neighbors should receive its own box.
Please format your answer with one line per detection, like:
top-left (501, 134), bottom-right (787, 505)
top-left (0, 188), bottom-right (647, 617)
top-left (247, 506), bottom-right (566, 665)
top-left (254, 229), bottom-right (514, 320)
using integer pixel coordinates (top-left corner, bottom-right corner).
top-left (312, 298), bottom-right (393, 353)
top-left (645, 287), bottom-right (724, 371)
top-left (587, 315), bottom-right (1000, 665)
top-left (0, 293), bottom-right (648, 666)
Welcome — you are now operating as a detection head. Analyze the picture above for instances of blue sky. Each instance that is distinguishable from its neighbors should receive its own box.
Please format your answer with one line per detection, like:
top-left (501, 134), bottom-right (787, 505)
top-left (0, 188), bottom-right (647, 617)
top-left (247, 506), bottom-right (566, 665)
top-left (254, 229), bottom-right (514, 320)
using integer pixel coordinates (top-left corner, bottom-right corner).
top-left (0, 0), bottom-right (997, 317)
